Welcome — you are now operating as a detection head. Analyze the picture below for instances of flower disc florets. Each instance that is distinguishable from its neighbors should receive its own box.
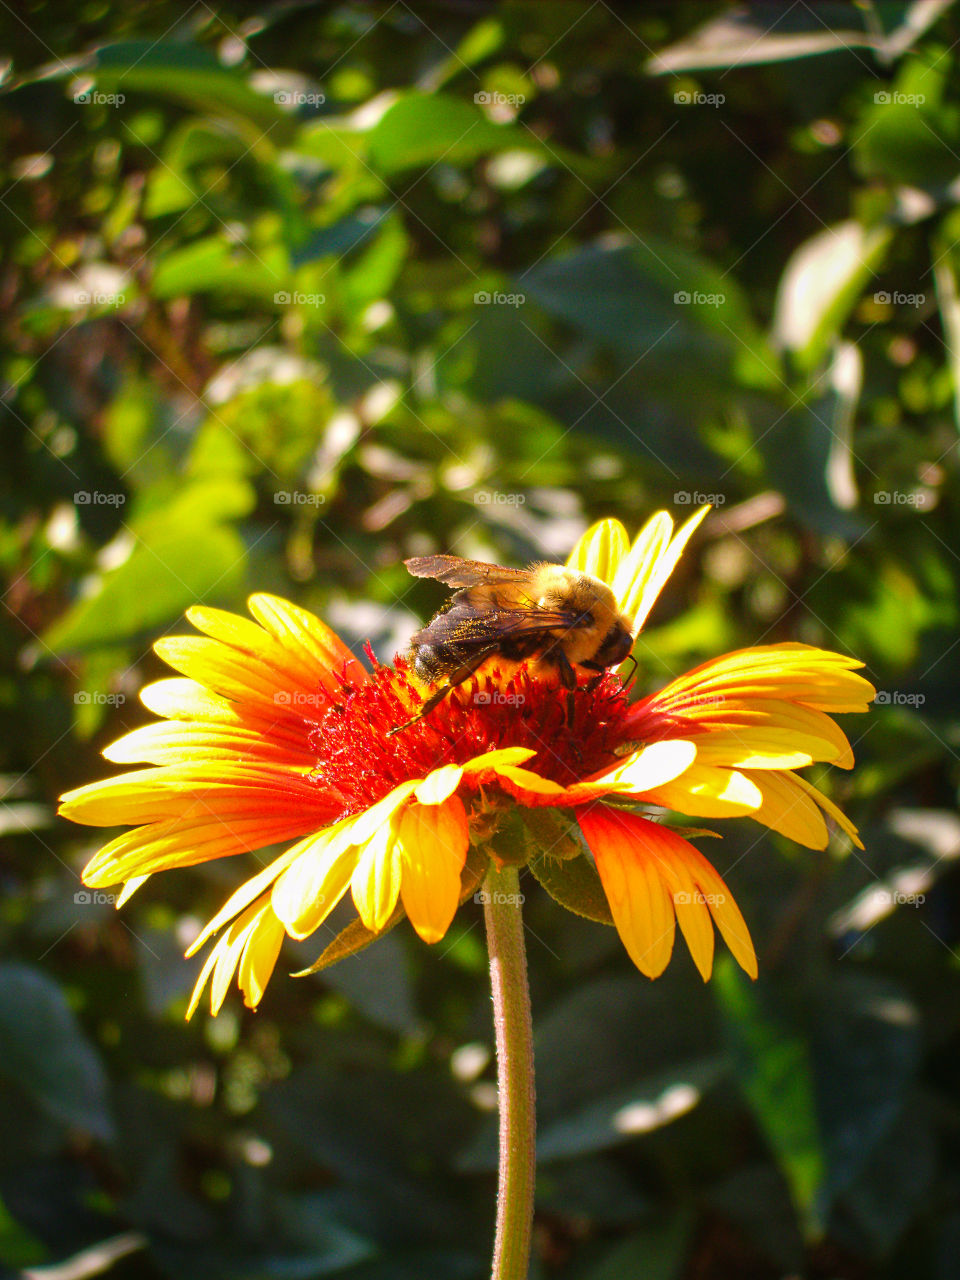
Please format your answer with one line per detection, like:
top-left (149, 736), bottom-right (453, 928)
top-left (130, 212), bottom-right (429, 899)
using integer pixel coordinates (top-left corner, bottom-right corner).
top-left (308, 653), bottom-right (635, 822)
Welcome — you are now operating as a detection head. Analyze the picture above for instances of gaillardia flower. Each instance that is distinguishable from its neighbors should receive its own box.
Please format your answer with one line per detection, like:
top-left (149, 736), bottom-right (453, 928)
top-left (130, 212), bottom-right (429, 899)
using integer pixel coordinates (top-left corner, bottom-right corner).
top-left (59, 507), bottom-right (874, 1015)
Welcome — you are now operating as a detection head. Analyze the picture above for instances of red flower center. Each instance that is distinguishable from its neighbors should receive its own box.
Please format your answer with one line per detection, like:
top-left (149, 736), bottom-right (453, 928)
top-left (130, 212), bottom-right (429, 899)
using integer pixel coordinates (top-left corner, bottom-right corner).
top-left (307, 654), bottom-right (636, 820)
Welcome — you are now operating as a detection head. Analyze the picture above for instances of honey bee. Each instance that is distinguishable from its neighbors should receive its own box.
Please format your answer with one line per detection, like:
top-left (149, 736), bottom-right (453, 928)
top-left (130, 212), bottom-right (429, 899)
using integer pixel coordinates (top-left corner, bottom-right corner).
top-left (387, 555), bottom-right (634, 734)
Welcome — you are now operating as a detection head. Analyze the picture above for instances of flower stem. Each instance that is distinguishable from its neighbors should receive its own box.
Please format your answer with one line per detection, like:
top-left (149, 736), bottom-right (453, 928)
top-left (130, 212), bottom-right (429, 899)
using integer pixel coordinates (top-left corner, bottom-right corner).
top-left (482, 862), bottom-right (536, 1280)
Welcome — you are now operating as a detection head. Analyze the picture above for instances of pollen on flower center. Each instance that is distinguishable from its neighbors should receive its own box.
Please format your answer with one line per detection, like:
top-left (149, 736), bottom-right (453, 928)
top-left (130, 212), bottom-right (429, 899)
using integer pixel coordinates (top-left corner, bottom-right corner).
top-left (306, 654), bottom-right (636, 820)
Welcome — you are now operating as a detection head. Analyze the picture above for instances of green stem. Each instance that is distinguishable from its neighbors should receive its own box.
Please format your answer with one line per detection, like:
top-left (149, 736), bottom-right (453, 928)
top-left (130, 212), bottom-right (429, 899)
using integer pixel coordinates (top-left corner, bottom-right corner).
top-left (482, 862), bottom-right (536, 1280)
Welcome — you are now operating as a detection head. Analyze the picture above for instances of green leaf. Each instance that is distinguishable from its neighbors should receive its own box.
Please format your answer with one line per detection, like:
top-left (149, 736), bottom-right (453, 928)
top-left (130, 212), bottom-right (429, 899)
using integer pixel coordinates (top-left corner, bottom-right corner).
top-left (932, 232), bottom-right (960, 433)
top-left (771, 220), bottom-right (892, 372)
top-left (529, 852), bottom-right (614, 925)
top-left (0, 962), bottom-right (114, 1142)
top-left (812, 973), bottom-right (922, 1212)
top-left (574, 1212), bottom-right (692, 1280)
top-left (714, 958), bottom-right (825, 1227)
top-left (151, 236), bottom-right (285, 301)
top-left (367, 93), bottom-right (536, 172)
top-left (754, 389), bottom-right (867, 537)
top-left (83, 41), bottom-right (290, 141)
top-left (43, 522), bottom-right (248, 654)
top-left (536, 1055), bottom-right (724, 1162)
top-left (522, 241), bottom-right (773, 388)
top-left (647, 4), bottom-right (877, 73)
top-left (854, 47), bottom-right (960, 188)
top-left (43, 478), bottom-right (255, 654)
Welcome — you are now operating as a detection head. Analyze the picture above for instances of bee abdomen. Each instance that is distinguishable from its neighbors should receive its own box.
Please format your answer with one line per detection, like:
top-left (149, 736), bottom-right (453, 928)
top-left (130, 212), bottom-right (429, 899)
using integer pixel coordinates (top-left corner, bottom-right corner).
top-left (412, 643), bottom-right (457, 682)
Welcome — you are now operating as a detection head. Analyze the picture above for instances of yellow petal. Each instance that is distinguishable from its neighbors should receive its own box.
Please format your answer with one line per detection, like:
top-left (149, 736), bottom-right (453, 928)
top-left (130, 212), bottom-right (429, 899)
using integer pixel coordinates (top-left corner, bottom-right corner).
top-left (645, 764), bottom-right (764, 817)
top-left (460, 747), bottom-right (538, 775)
top-left (694, 728), bottom-right (839, 770)
top-left (612, 512), bottom-right (673, 622)
top-left (613, 506), bottom-right (710, 634)
top-left (102, 721), bottom-right (312, 767)
top-left (565, 518), bottom-right (630, 583)
top-left (186, 842), bottom-right (303, 956)
top-left (398, 797), bottom-right (469, 943)
top-left (581, 738), bottom-right (698, 796)
top-left (670, 860), bottom-right (715, 982)
top-left (271, 824), bottom-right (358, 939)
top-left (82, 811), bottom-right (320, 887)
top-left (669, 838), bottom-right (757, 979)
top-left (351, 814), bottom-right (402, 933)
top-left (60, 761), bottom-right (319, 828)
top-left (415, 764), bottom-right (464, 805)
top-left (139, 677), bottom-right (239, 723)
top-left (578, 806), bottom-right (676, 977)
top-left (247, 592), bottom-right (363, 684)
top-left (746, 769), bottom-right (829, 849)
top-left (115, 876), bottom-right (149, 908)
top-left (238, 907), bottom-right (285, 1010)
top-left (578, 807), bottom-right (757, 981)
top-left (792, 773), bottom-right (863, 848)
top-left (186, 938), bottom-right (223, 1021)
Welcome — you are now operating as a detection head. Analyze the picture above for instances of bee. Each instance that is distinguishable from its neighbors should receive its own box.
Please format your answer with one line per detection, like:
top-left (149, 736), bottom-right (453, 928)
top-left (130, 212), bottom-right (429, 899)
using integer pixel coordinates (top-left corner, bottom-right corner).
top-left (387, 555), bottom-right (634, 735)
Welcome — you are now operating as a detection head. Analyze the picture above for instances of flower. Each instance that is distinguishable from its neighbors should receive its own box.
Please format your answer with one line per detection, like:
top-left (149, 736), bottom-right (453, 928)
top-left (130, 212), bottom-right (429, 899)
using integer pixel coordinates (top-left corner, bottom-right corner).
top-left (59, 506), bottom-right (874, 1014)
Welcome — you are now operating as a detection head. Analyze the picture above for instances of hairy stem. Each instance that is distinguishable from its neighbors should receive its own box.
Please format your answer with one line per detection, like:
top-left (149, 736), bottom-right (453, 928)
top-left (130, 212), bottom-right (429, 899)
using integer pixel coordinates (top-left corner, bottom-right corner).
top-left (482, 862), bottom-right (536, 1280)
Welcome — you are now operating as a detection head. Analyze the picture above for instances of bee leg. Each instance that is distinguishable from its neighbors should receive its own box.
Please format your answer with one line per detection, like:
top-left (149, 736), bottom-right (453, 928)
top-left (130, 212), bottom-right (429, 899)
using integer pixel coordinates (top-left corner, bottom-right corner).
top-left (385, 683), bottom-right (452, 736)
top-left (545, 646), bottom-right (578, 730)
top-left (386, 647), bottom-right (497, 736)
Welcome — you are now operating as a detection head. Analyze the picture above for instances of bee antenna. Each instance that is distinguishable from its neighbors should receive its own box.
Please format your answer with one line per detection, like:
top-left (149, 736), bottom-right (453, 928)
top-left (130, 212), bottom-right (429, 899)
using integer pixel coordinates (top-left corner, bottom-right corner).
top-left (619, 654), bottom-right (639, 691)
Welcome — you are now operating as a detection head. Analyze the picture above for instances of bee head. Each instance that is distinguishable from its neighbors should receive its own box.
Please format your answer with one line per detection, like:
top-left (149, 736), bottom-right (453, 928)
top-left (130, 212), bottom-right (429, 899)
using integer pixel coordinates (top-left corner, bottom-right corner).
top-left (592, 620), bottom-right (633, 669)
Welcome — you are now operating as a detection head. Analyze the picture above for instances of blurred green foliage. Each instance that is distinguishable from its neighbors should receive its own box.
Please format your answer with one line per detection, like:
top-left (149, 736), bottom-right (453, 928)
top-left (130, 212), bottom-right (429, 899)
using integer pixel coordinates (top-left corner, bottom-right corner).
top-left (2, 3), bottom-right (960, 1277)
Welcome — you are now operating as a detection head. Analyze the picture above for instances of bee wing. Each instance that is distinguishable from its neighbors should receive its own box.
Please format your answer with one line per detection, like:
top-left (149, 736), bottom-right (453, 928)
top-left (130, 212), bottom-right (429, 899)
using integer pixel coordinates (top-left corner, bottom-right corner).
top-left (404, 555), bottom-right (529, 589)
top-left (413, 598), bottom-right (582, 649)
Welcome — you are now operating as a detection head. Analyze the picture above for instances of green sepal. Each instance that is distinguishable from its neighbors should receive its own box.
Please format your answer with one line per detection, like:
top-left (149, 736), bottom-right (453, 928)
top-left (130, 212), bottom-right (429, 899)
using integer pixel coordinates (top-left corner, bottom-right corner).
top-left (477, 807), bottom-right (534, 867)
top-left (290, 905), bottom-right (406, 977)
top-left (291, 844), bottom-right (490, 977)
top-left (459, 842), bottom-right (490, 901)
top-left (528, 850), bottom-right (614, 926)
top-left (521, 806), bottom-right (583, 861)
